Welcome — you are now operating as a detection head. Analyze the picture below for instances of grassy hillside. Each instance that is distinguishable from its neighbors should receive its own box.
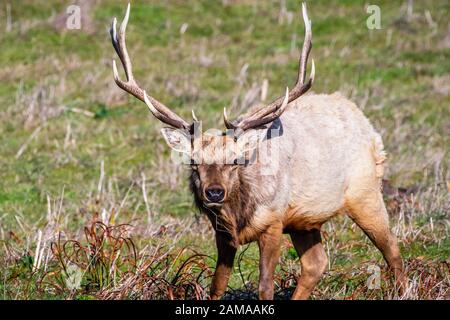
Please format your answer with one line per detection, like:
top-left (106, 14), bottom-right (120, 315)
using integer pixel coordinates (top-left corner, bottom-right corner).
top-left (0, 0), bottom-right (448, 299)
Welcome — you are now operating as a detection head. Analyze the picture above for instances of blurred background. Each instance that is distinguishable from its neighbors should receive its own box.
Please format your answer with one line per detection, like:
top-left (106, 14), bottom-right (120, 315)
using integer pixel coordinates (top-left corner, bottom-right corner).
top-left (0, 0), bottom-right (448, 299)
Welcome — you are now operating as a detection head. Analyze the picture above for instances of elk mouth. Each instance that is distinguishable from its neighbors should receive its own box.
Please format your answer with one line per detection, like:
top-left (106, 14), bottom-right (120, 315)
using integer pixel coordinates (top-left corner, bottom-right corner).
top-left (203, 201), bottom-right (224, 208)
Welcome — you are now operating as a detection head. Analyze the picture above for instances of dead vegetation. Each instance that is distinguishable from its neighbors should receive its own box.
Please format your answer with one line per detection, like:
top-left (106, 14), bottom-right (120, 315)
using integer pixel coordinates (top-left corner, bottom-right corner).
top-left (1, 173), bottom-right (448, 299)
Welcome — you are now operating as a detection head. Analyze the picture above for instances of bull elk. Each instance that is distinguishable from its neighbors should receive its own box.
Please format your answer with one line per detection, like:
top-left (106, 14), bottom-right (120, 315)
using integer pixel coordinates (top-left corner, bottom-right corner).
top-left (110, 3), bottom-right (406, 299)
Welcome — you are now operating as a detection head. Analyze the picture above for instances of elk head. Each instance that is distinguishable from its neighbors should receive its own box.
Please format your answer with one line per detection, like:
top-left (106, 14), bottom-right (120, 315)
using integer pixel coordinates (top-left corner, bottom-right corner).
top-left (110, 3), bottom-right (315, 208)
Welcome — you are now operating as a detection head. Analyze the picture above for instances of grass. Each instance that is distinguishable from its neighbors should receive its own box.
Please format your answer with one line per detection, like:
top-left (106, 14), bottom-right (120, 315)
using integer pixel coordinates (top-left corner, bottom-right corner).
top-left (0, 0), bottom-right (448, 300)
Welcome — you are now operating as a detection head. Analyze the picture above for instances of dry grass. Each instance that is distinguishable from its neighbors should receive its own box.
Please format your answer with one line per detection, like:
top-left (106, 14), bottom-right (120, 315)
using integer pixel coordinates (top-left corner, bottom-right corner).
top-left (1, 173), bottom-right (448, 299)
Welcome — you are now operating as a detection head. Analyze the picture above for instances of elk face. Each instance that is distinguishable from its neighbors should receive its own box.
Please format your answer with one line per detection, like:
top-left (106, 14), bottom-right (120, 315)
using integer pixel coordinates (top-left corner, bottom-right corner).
top-left (160, 128), bottom-right (266, 207)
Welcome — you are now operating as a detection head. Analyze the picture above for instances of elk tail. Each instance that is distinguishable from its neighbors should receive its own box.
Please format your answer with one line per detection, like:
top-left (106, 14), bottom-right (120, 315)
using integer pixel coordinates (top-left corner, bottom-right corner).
top-left (372, 134), bottom-right (387, 179)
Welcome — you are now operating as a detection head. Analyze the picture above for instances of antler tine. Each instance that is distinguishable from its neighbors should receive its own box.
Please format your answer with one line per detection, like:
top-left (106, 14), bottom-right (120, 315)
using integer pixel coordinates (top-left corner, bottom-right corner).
top-left (226, 2), bottom-right (315, 133)
top-left (240, 87), bottom-right (290, 131)
top-left (110, 3), bottom-right (191, 130)
top-left (191, 110), bottom-right (199, 122)
top-left (111, 3), bottom-right (134, 85)
top-left (298, 2), bottom-right (312, 85)
top-left (223, 107), bottom-right (236, 130)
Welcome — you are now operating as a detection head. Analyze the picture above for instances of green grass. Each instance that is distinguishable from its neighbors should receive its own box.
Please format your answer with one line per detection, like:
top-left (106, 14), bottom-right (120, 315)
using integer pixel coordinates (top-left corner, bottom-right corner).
top-left (0, 0), bottom-right (448, 300)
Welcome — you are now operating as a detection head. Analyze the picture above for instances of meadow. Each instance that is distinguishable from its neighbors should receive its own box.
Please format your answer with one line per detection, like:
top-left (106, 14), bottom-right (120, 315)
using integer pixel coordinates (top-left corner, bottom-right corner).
top-left (0, 0), bottom-right (448, 299)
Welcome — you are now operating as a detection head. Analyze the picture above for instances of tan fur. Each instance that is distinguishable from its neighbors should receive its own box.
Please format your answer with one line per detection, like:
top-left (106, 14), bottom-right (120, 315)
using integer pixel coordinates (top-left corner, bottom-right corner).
top-left (169, 92), bottom-right (405, 299)
top-left (234, 92), bottom-right (389, 235)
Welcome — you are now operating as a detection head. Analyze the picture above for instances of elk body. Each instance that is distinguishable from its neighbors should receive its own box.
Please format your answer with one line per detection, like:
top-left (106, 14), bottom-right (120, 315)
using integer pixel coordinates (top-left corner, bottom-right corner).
top-left (110, 3), bottom-right (405, 300)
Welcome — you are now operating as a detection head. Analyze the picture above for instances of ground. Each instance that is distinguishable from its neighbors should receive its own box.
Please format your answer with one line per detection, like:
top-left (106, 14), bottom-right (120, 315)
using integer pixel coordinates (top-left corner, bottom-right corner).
top-left (0, 0), bottom-right (448, 299)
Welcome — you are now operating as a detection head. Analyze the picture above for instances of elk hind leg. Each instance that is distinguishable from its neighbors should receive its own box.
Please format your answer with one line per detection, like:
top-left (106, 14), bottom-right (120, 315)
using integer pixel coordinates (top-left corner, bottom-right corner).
top-left (290, 229), bottom-right (328, 300)
top-left (347, 190), bottom-right (406, 293)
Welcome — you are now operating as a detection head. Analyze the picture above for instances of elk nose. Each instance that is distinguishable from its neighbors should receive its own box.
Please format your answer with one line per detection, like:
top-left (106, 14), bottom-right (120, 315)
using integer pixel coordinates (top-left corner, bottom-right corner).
top-left (205, 186), bottom-right (225, 203)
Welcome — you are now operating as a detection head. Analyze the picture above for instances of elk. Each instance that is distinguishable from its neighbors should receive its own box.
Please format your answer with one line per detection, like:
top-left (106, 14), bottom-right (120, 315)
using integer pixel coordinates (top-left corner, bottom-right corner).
top-left (110, 3), bottom-right (405, 300)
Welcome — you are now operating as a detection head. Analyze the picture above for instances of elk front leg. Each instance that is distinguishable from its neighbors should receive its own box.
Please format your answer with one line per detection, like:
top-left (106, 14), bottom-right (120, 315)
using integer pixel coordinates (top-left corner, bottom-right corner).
top-left (209, 233), bottom-right (237, 300)
top-left (258, 222), bottom-right (282, 300)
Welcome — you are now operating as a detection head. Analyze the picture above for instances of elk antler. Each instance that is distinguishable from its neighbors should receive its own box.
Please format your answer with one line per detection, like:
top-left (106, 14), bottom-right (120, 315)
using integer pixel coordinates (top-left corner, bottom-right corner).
top-left (224, 2), bottom-right (315, 133)
top-left (110, 3), bottom-right (191, 130)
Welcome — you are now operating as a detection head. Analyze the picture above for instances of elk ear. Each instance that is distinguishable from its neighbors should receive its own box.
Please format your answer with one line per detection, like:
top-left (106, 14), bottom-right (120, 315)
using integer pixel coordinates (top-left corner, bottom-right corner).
top-left (160, 128), bottom-right (191, 154)
top-left (236, 129), bottom-right (267, 153)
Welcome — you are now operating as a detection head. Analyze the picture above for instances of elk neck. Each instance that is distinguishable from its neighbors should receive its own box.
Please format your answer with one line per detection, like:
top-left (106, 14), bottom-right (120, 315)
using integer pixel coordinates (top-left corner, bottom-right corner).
top-left (189, 165), bottom-right (259, 247)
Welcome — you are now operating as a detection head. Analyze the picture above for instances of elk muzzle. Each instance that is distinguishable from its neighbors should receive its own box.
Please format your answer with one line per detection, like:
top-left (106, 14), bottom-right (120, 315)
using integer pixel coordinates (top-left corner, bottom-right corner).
top-left (204, 184), bottom-right (226, 205)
